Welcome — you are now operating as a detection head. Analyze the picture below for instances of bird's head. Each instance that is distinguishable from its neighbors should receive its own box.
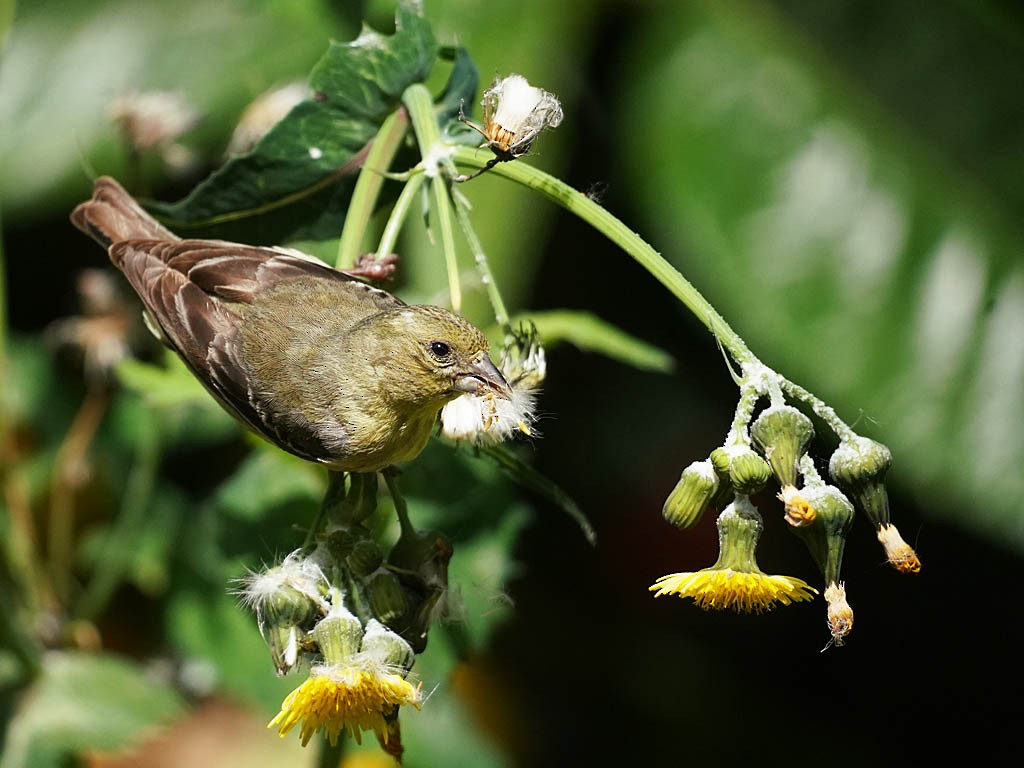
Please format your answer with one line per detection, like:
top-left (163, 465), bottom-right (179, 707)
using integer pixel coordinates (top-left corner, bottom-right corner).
top-left (370, 305), bottom-right (512, 408)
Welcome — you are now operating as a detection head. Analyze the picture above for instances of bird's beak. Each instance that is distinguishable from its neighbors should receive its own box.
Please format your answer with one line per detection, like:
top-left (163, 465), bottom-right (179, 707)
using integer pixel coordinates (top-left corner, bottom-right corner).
top-left (453, 355), bottom-right (513, 399)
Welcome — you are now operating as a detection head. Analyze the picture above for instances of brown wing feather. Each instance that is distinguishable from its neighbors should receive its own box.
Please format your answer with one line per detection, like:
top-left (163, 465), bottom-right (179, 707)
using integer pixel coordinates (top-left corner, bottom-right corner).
top-left (70, 176), bottom-right (178, 246)
top-left (71, 177), bottom-right (406, 463)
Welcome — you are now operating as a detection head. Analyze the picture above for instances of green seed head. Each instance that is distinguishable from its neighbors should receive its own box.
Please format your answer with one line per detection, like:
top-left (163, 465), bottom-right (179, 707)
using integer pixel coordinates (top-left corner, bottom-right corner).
top-left (751, 405), bottom-right (815, 488)
top-left (790, 484), bottom-right (855, 584)
top-left (361, 618), bottom-right (415, 673)
top-left (828, 436), bottom-right (892, 527)
top-left (365, 568), bottom-right (410, 624)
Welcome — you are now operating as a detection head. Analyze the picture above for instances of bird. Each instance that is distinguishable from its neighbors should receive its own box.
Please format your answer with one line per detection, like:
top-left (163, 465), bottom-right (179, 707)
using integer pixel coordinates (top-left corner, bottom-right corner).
top-left (71, 176), bottom-right (512, 473)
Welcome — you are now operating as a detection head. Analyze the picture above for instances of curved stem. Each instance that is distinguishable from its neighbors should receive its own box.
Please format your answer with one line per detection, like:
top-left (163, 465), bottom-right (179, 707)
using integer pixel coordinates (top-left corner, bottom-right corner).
top-left (404, 85), bottom-right (463, 311)
top-left (376, 170), bottom-right (425, 260)
top-left (450, 146), bottom-right (758, 370)
top-left (430, 177), bottom-right (462, 312)
top-left (780, 379), bottom-right (857, 442)
top-left (336, 109), bottom-right (409, 268)
top-left (451, 188), bottom-right (510, 327)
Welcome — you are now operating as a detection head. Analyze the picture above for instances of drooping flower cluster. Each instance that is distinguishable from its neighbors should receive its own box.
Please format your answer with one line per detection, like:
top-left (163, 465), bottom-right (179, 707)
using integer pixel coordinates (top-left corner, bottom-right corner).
top-left (238, 472), bottom-right (452, 757)
top-left (652, 375), bottom-right (920, 647)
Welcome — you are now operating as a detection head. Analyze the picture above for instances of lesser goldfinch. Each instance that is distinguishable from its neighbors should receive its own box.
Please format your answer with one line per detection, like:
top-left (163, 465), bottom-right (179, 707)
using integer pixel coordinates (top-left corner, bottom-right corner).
top-left (71, 176), bottom-right (511, 472)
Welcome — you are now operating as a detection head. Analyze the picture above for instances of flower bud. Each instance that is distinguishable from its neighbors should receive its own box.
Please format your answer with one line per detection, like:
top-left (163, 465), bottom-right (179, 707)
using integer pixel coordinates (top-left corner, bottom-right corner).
top-left (365, 569), bottom-right (410, 624)
top-left (726, 448), bottom-right (773, 495)
top-left (346, 539), bottom-right (384, 578)
top-left (788, 484), bottom-right (854, 584)
top-left (361, 619), bottom-right (415, 673)
top-left (662, 459), bottom-right (718, 530)
top-left (311, 603), bottom-right (364, 665)
top-left (751, 405), bottom-right (815, 488)
top-left (257, 587), bottom-right (316, 675)
top-left (237, 552), bottom-right (328, 674)
top-left (711, 446), bottom-right (772, 493)
top-left (388, 528), bottom-right (453, 593)
top-left (828, 436), bottom-right (892, 528)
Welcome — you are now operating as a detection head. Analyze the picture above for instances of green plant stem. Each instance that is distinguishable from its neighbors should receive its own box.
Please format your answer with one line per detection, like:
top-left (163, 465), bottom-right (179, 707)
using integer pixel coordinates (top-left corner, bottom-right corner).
top-left (726, 382), bottom-right (761, 444)
top-left (316, 733), bottom-right (347, 768)
top-left (450, 146), bottom-right (758, 370)
top-left (382, 471), bottom-right (414, 536)
top-left (430, 178), bottom-right (462, 311)
top-left (336, 109), bottom-right (409, 269)
top-left (449, 147), bottom-right (862, 441)
top-left (403, 84), bottom-right (463, 311)
top-left (780, 379), bottom-right (857, 442)
top-left (451, 188), bottom-right (511, 327)
top-left (376, 170), bottom-right (425, 259)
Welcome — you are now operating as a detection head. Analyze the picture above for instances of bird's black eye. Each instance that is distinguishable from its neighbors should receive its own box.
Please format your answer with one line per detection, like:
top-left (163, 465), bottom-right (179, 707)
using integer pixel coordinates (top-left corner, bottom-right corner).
top-left (429, 341), bottom-right (452, 359)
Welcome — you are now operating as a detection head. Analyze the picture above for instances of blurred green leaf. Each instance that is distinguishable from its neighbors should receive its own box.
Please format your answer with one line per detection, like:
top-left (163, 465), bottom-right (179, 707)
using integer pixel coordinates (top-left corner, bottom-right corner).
top-left (514, 309), bottom-right (675, 373)
top-left (0, 650), bottom-right (185, 768)
top-left (0, 0), bottom-right (14, 51)
top-left (0, 0), bottom-right (341, 221)
top-left (167, 587), bottom-right (296, 712)
top-left (212, 447), bottom-right (324, 522)
top-left (147, 1), bottom-right (438, 243)
top-left (77, 482), bottom-right (185, 597)
top-left (116, 353), bottom-right (209, 408)
top-left (115, 353), bottom-right (238, 446)
top-left (435, 46), bottom-right (479, 125)
top-left (621, 0), bottom-right (1024, 548)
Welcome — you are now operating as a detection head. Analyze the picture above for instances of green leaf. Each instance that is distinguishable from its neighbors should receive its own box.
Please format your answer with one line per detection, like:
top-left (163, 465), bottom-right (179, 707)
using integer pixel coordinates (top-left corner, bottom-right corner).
top-left (0, 651), bottom-right (185, 768)
top-left (114, 353), bottom-right (238, 446)
top-left (147, 1), bottom-right (438, 244)
top-left (166, 587), bottom-right (296, 712)
top-left (0, 0), bottom-right (341, 221)
top-left (212, 447), bottom-right (324, 522)
top-left (116, 353), bottom-right (210, 408)
top-left (513, 309), bottom-right (675, 373)
top-left (435, 46), bottom-right (480, 126)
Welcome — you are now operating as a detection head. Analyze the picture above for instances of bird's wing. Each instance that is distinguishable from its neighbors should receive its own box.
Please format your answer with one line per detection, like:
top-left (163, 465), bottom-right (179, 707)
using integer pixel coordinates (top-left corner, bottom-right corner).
top-left (106, 238), bottom-right (402, 455)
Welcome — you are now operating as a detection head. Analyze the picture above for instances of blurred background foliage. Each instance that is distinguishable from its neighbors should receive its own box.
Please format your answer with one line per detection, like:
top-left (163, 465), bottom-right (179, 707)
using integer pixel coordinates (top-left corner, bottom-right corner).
top-left (1, 0), bottom-right (1022, 766)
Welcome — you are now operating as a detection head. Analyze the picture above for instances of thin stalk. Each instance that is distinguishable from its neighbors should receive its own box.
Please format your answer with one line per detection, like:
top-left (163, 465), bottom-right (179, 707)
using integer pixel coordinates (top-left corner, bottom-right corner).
top-left (382, 471), bottom-right (414, 536)
top-left (376, 170), bottom-right (425, 263)
top-left (403, 85), bottom-right (463, 311)
top-left (430, 178), bottom-right (462, 312)
top-left (316, 733), bottom-right (347, 768)
top-left (780, 379), bottom-right (857, 442)
top-left (451, 146), bottom-right (758, 370)
top-left (336, 109), bottom-right (409, 269)
top-left (725, 382), bottom-right (762, 445)
top-left (451, 189), bottom-right (510, 327)
top-left (47, 387), bottom-right (109, 603)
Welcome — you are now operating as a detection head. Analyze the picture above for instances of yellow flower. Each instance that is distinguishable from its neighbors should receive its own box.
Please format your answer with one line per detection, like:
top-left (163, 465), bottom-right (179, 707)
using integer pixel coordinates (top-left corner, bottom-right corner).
top-left (650, 496), bottom-right (817, 613)
top-left (270, 662), bottom-right (422, 747)
top-left (650, 569), bottom-right (815, 613)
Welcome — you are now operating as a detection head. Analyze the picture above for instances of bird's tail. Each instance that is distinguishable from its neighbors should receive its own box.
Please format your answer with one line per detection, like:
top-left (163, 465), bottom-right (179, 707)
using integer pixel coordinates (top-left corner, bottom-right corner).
top-left (70, 176), bottom-right (178, 248)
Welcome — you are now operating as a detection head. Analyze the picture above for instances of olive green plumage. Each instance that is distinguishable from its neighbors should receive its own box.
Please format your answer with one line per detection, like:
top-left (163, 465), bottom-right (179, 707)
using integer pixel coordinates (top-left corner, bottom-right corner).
top-left (71, 176), bottom-right (510, 472)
